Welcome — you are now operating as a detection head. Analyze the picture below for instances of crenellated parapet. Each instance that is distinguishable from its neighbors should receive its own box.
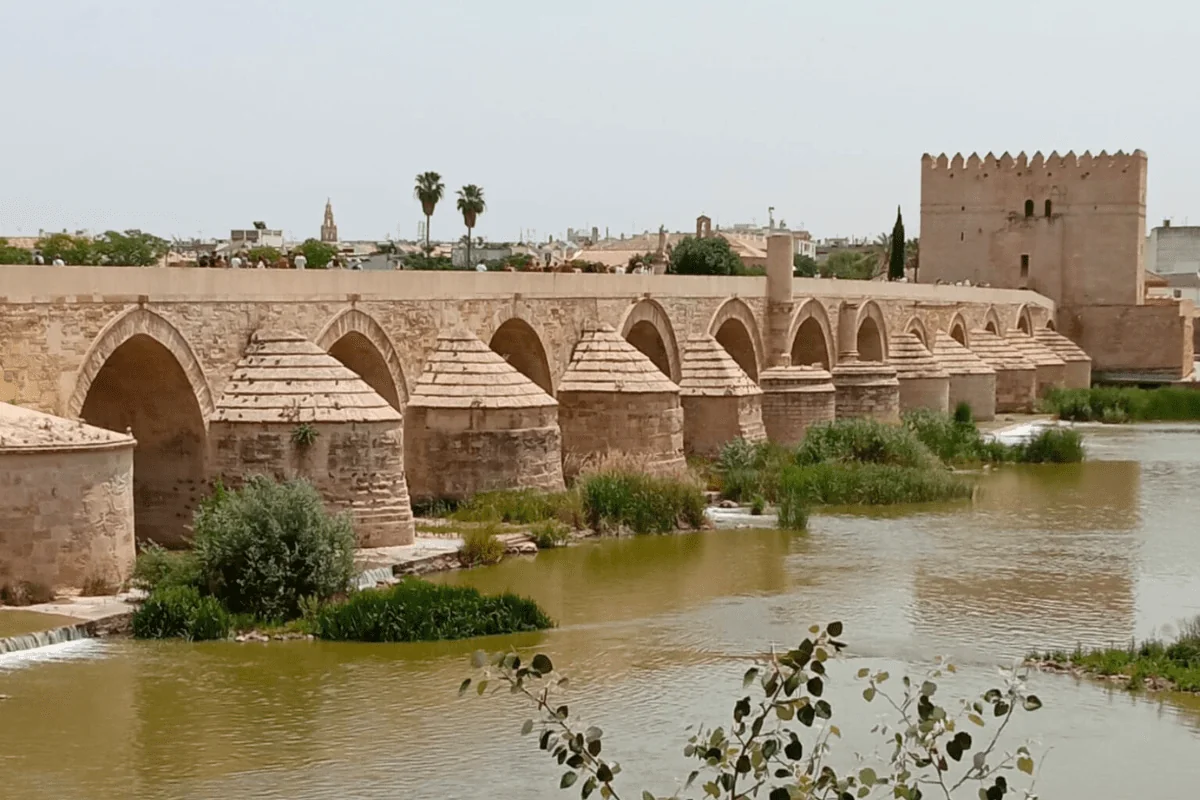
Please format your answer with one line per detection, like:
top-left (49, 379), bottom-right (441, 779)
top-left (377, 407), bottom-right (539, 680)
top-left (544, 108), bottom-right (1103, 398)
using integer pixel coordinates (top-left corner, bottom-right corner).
top-left (921, 149), bottom-right (1147, 174)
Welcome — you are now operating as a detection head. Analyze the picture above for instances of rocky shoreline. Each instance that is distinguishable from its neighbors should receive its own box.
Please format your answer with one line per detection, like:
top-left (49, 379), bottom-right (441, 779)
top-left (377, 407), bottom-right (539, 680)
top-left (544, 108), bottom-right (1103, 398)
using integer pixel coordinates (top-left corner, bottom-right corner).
top-left (1025, 658), bottom-right (1191, 694)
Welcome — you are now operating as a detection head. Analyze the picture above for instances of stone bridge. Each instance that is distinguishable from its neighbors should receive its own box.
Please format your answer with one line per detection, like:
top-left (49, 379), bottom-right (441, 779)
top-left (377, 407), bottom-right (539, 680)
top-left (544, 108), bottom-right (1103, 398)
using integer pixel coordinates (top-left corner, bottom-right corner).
top-left (0, 259), bottom-right (1057, 553)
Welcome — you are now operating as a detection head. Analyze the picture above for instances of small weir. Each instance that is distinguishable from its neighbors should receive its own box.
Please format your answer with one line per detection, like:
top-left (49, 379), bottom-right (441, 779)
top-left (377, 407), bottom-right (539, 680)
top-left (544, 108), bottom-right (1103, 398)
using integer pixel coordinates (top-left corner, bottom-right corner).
top-left (0, 622), bottom-right (92, 655)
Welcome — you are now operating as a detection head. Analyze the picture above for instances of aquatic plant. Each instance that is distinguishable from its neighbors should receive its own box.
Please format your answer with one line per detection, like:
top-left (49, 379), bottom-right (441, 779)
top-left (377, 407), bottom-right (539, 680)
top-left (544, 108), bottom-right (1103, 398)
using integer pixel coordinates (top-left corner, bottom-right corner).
top-left (1043, 386), bottom-right (1200, 422)
top-left (531, 520), bottom-right (572, 549)
top-left (131, 585), bottom-right (231, 641)
top-left (192, 476), bottom-right (356, 622)
top-left (460, 524), bottom-right (506, 566)
top-left (314, 579), bottom-right (553, 643)
top-left (1030, 615), bottom-right (1200, 693)
top-left (1011, 428), bottom-right (1084, 463)
top-left (795, 418), bottom-right (941, 471)
top-left (453, 488), bottom-right (583, 529)
top-left (715, 439), bottom-right (793, 502)
top-left (580, 470), bottom-right (706, 534)
top-left (774, 472), bottom-right (808, 531)
top-left (464, 622), bottom-right (1044, 799)
top-left (749, 494), bottom-right (766, 516)
top-left (783, 462), bottom-right (972, 506)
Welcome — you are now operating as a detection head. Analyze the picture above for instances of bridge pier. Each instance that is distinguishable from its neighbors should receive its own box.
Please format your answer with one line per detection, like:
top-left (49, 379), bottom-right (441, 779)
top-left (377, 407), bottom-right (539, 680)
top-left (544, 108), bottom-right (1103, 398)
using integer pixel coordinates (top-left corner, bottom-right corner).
top-left (765, 233), bottom-right (795, 369)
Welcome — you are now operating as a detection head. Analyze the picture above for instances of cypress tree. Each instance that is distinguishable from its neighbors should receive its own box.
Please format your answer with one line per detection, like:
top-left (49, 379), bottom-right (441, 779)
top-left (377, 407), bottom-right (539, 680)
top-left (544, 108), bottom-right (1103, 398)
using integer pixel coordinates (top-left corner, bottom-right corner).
top-left (889, 206), bottom-right (906, 281)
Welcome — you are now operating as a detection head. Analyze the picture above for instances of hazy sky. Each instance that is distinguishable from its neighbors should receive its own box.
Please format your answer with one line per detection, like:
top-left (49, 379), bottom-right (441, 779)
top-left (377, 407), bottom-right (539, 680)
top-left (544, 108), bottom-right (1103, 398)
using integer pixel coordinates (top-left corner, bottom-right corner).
top-left (3, 0), bottom-right (1198, 243)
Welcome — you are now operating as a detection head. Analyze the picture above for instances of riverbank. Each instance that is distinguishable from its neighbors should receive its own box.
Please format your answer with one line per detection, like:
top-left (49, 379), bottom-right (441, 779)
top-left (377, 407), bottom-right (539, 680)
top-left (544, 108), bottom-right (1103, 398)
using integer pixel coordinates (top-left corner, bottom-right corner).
top-left (1028, 619), bottom-right (1200, 695)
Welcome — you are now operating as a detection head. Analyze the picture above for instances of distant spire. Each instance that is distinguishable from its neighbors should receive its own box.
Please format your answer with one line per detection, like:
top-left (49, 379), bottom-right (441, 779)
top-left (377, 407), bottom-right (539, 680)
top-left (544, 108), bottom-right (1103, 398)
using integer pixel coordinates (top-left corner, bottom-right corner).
top-left (321, 198), bottom-right (338, 243)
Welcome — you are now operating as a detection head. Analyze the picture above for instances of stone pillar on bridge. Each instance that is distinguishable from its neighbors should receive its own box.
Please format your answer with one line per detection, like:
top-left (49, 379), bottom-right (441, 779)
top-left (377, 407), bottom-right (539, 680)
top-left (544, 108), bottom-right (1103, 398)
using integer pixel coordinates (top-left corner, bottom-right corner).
top-left (830, 302), bottom-right (901, 422)
top-left (766, 233), bottom-right (795, 369)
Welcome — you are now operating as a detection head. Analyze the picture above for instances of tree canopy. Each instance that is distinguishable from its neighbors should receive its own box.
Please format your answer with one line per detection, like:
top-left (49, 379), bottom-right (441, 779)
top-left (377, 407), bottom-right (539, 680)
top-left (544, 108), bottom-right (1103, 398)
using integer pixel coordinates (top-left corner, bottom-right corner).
top-left (456, 185), bottom-right (486, 229)
top-left (793, 253), bottom-right (819, 277)
top-left (822, 250), bottom-right (879, 281)
top-left (37, 230), bottom-right (169, 266)
top-left (296, 239), bottom-right (338, 269)
top-left (0, 238), bottom-right (32, 265)
top-left (669, 236), bottom-right (745, 276)
top-left (888, 207), bottom-right (906, 281)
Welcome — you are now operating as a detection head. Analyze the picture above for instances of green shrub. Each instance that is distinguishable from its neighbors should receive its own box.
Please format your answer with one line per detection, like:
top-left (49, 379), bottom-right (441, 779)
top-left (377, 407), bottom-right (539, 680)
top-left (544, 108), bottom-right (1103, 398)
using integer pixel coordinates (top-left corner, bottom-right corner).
top-left (460, 525), bottom-right (506, 566)
top-left (131, 543), bottom-right (202, 594)
top-left (716, 439), bottom-right (793, 502)
top-left (1033, 615), bottom-right (1200, 693)
top-left (775, 469), bottom-right (809, 530)
top-left (192, 476), bottom-right (356, 622)
top-left (795, 419), bottom-right (940, 470)
top-left (531, 520), bottom-right (572, 549)
top-left (581, 471), bottom-right (706, 534)
top-left (0, 581), bottom-right (54, 606)
top-left (313, 579), bottom-right (553, 642)
top-left (782, 463), bottom-right (972, 506)
top-left (901, 409), bottom-right (1003, 466)
top-left (669, 235), bottom-right (746, 276)
top-left (952, 401), bottom-right (974, 425)
top-left (131, 586), bottom-right (231, 641)
top-left (1013, 428), bottom-right (1084, 463)
top-left (749, 495), bottom-right (766, 516)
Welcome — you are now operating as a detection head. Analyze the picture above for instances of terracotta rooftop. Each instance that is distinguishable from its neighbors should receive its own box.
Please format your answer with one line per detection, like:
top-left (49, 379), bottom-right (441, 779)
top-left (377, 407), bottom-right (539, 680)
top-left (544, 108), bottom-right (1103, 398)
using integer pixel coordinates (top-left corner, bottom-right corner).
top-left (678, 335), bottom-right (762, 397)
top-left (0, 401), bottom-right (133, 453)
top-left (889, 333), bottom-right (950, 379)
top-left (1034, 329), bottom-right (1091, 363)
top-left (968, 329), bottom-right (1035, 371)
top-left (409, 330), bottom-right (556, 409)
top-left (212, 331), bottom-right (401, 424)
top-left (559, 324), bottom-right (681, 394)
top-left (1007, 333), bottom-right (1066, 367)
top-left (931, 332), bottom-right (995, 376)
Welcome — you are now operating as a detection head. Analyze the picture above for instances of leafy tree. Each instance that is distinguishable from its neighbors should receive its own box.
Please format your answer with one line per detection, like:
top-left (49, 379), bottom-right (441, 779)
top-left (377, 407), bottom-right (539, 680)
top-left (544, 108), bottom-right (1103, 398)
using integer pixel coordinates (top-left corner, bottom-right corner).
top-left (465, 622), bottom-right (1045, 800)
top-left (246, 246), bottom-right (281, 266)
top-left (402, 252), bottom-right (456, 270)
top-left (793, 254), bottom-right (819, 277)
top-left (37, 233), bottom-right (97, 265)
top-left (414, 171), bottom-right (445, 254)
top-left (0, 238), bottom-right (32, 265)
top-left (822, 250), bottom-right (878, 280)
top-left (94, 229), bottom-right (169, 266)
top-left (456, 185), bottom-right (486, 268)
top-left (906, 237), bottom-right (920, 278)
top-left (296, 238), bottom-right (338, 269)
top-left (889, 207), bottom-right (906, 281)
top-left (670, 236), bottom-right (745, 276)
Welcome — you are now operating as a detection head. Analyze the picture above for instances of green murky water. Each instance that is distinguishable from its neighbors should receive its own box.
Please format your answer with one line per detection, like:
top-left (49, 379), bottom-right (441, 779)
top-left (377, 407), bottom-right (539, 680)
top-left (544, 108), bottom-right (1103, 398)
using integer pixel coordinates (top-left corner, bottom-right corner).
top-left (2, 425), bottom-right (1199, 799)
top-left (0, 611), bottom-right (81, 639)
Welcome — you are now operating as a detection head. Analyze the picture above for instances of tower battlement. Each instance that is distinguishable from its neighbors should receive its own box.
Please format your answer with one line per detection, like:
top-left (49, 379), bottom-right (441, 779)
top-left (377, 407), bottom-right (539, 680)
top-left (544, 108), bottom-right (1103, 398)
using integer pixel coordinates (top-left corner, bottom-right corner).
top-left (921, 150), bottom-right (1146, 175)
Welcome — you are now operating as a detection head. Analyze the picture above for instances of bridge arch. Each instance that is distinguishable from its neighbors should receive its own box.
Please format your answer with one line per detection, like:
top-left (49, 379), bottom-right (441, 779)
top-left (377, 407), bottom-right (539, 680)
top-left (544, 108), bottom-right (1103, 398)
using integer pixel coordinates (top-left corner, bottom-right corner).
top-left (788, 298), bottom-right (834, 370)
top-left (70, 307), bottom-right (211, 547)
top-left (315, 308), bottom-right (407, 410)
top-left (489, 316), bottom-right (555, 395)
top-left (707, 297), bottom-right (764, 381)
top-left (855, 300), bottom-right (889, 362)
top-left (1045, 318), bottom-right (1057, 332)
top-left (946, 312), bottom-right (969, 347)
top-left (982, 306), bottom-right (1003, 335)
top-left (904, 315), bottom-right (930, 349)
top-left (1015, 304), bottom-right (1034, 335)
top-left (618, 298), bottom-right (681, 383)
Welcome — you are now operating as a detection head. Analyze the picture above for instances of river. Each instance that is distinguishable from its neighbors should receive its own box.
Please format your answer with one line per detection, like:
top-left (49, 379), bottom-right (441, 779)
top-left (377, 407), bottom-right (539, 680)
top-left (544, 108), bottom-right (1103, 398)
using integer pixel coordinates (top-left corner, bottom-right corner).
top-left (2, 425), bottom-right (1199, 799)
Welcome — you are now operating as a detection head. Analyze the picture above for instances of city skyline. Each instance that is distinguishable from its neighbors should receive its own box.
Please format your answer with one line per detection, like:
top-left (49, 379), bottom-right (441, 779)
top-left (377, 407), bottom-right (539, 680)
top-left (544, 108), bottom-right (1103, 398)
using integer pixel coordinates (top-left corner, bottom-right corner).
top-left (3, 1), bottom-right (1199, 242)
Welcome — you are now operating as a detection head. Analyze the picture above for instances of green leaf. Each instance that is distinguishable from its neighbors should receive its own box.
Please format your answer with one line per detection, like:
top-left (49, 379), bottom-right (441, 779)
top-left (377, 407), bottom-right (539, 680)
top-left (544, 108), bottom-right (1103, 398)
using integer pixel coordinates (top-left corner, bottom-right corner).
top-left (642, 793), bottom-right (655, 800)
top-left (876, 671), bottom-right (889, 683)
top-left (743, 667), bottom-right (760, 688)
top-left (921, 680), bottom-right (937, 697)
top-left (582, 776), bottom-right (597, 799)
top-left (967, 713), bottom-right (984, 727)
top-left (585, 726), bottom-right (603, 742)
top-left (828, 621), bottom-right (844, 637)
top-left (557, 704), bottom-right (569, 719)
top-left (770, 789), bottom-right (791, 800)
top-left (815, 699), bottom-right (832, 719)
top-left (994, 701), bottom-right (1010, 717)
top-left (806, 676), bottom-right (824, 697)
top-left (458, 678), bottom-right (471, 696)
top-left (785, 735), bottom-right (804, 760)
top-left (476, 679), bottom-right (488, 696)
top-left (856, 667), bottom-right (870, 679)
top-left (736, 755), bottom-right (752, 774)
top-left (762, 739), bottom-right (779, 760)
top-left (685, 770), bottom-right (699, 789)
top-left (859, 767), bottom-right (877, 786)
top-left (470, 650), bottom-right (488, 668)
top-left (521, 719), bottom-right (534, 735)
top-left (596, 763), bottom-right (614, 783)
top-left (532, 653), bottom-right (553, 674)
top-left (1017, 756), bottom-right (1034, 775)
top-left (863, 687), bottom-right (876, 702)
top-left (561, 772), bottom-right (578, 789)
top-left (587, 739), bottom-right (601, 757)
top-left (1023, 694), bottom-right (1043, 711)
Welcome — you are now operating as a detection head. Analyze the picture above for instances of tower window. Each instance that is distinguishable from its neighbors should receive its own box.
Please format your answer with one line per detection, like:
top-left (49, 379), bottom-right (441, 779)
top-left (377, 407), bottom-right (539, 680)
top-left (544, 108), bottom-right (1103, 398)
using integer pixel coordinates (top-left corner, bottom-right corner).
top-left (1020, 254), bottom-right (1030, 278)
top-left (960, 232), bottom-right (964, 241)
top-left (1045, 199), bottom-right (1053, 217)
top-left (1024, 199), bottom-right (1034, 218)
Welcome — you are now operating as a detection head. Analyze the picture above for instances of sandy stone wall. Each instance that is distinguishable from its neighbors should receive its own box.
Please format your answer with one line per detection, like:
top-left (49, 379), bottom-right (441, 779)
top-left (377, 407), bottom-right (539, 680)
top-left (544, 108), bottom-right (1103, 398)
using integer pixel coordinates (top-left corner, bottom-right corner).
top-left (947, 374), bottom-right (997, 421)
top-left (0, 444), bottom-right (135, 590)
top-left (831, 363), bottom-right (900, 422)
top-left (680, 395), bottom-right (766, 457)
top-left (404, 406), bottom-right (564, 501)
top-left (1063, 302), bottom-right (1195, 377)
top-left (993, 368), bottom-right (1037, 413)
top-left (208, 421), bottom-right (414, 547)
top-left (557, 391), bottom-right (685, 475)
top-left (897, 376), bottom-right (950, 414)
top-left (759, 368), bottom-right (836, 446)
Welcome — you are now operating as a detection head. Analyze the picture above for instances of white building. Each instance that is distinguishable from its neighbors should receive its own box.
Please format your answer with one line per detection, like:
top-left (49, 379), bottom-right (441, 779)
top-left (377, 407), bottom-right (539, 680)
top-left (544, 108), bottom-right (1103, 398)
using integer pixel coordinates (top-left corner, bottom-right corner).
top-left (1146, 221), bottom-right (1200, 276)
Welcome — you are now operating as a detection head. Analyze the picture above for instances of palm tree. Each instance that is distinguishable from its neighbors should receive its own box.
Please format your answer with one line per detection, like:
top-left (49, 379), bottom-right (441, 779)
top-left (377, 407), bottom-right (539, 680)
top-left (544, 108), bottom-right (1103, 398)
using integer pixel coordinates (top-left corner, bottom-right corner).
top-left (414, 172), bottom-right (445, 254)
top-left (456, 185), bottom-right (486, 268)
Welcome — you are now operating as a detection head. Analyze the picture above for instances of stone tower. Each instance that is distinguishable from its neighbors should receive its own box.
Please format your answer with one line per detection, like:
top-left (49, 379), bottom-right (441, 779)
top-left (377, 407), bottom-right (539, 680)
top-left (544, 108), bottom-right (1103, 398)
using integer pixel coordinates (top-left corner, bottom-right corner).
top-left (320, 198), bottom-right (338, 243)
